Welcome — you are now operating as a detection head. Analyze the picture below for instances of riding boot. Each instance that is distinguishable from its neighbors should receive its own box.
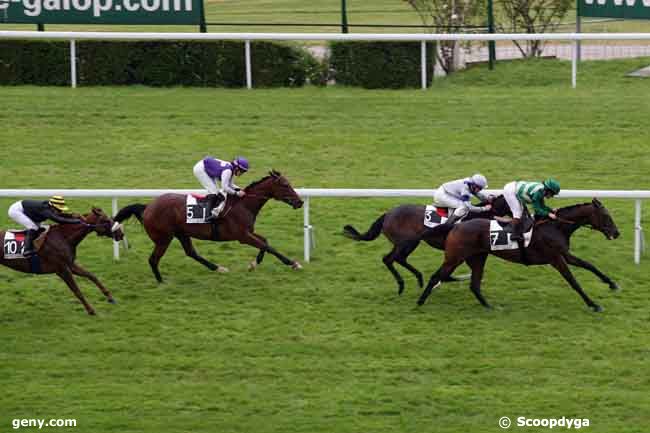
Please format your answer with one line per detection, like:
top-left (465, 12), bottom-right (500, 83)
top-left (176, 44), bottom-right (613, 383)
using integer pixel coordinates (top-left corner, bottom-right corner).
top-left (22, 229), bottom-right (37, 257)
top-left (444, 212), bottom-right (461, 226)
top-left (510, 218), bottom-right (523, 242)
top-left (205, 194), bottom-right (224, 222)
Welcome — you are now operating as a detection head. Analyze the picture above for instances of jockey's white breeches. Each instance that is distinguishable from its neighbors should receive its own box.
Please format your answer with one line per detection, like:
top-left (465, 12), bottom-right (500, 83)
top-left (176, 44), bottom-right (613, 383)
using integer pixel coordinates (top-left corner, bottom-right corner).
top-left (504, 181), bottom-right (524, 219)
top-left (8, 201), bottom-right (40, 230)
top-left (193, 161), bottom-right (221, 195)
top-left (434, 187), bottom-right (470, 218)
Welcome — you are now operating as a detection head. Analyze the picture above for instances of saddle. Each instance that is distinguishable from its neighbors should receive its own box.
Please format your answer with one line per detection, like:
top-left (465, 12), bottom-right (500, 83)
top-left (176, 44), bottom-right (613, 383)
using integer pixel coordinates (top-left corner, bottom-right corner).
top-left (492, 216), bottom-right (534, 234)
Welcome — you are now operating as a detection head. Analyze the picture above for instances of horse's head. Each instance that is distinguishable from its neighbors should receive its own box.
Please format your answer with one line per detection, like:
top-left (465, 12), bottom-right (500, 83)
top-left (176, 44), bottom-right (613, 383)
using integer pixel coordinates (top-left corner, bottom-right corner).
top-left (489, 195), bottom-right (511, 217)
top-left (588, 198), bottom-right (620, 240)
top-left (251, 170), bottom-right (303, 209)
top-left (83, 207), bottom-right (125, 241)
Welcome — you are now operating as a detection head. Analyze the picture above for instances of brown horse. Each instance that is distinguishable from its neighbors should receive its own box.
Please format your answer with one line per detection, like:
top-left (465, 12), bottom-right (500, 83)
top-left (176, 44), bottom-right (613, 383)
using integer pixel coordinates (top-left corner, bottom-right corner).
top-left (0, 208), bottom-right (124, 315)
top-left (114, 170), bottom-right (304, 282)
top-left (416, 199), bottom-right (620, 312)
top-left (343, 195), bottom-right (511, 294)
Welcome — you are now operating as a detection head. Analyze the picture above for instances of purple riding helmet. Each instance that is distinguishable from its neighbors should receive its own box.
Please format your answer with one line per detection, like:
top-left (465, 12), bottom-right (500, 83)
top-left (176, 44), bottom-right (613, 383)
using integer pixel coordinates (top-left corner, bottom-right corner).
top-left (233, 156), bottom-right (249, 173)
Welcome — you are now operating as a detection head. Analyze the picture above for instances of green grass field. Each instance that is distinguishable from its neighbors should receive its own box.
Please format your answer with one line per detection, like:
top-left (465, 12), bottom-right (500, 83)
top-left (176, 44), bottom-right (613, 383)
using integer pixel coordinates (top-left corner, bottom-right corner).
top-left (1, 59), bottom-right (650, 433)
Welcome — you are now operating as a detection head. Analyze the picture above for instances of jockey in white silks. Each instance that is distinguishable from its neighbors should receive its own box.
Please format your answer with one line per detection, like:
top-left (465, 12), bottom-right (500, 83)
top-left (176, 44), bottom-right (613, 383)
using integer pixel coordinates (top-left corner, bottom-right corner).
top-left (433, 174), bottom-right (492, 225)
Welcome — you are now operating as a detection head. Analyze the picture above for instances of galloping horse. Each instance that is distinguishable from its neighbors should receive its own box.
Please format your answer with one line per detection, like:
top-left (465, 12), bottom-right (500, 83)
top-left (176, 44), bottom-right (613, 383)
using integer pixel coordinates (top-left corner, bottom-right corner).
top-left (114, 170), bottom-right (304, 282)
top-left (0, 208), bottom-right (124, 315)
top-left (343, 196), bottom-right (511, 294)
top-left (416, 199), bottom-right (620, 312)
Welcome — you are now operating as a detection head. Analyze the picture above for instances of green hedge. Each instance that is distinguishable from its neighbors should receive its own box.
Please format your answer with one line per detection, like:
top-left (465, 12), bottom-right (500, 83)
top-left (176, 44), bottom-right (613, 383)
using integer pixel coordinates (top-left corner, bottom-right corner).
top-left (329, 41), bottom-right (436, 89)
top-left (0, 40), bottom-right (318, 87)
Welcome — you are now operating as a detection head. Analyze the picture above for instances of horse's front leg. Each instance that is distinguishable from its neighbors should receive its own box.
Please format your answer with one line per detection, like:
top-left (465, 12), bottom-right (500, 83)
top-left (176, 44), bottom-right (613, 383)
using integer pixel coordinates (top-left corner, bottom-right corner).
top-left (564, 253), bottom-right (619, 290)
top-left (70, 262), bottom-right (116, 304)
top-left (240, 232), bottom-right (301, 270)
top-left (551, 255), bottom-right (602, 312)
top-left (247, 234), bottom-right (267, 271)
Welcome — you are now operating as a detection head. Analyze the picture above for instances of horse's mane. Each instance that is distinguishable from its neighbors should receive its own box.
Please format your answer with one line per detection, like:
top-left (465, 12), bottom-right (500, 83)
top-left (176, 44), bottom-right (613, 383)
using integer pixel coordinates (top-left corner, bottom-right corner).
top-left (244, 170), bottom-right (282, 191)
top-left (557, 202), bottom-right (592, 214)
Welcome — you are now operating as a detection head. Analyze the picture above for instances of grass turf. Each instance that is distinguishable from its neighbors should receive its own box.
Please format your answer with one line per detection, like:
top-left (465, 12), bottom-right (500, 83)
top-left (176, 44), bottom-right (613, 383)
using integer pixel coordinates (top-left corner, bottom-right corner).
top-left (1, 58), bottom-right (649, 432)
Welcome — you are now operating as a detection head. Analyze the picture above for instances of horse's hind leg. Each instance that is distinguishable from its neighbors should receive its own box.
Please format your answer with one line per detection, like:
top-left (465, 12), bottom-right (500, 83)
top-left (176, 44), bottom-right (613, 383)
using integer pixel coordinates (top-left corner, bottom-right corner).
top-left (417, 258), bottom-right (464, 306)
top-left (465, 254), bottom-right (491, 308)
top-left (394, 241), bottom-right (423, 289)
top-left (176, 234), bottom-right (226, 273)
top-left (70, 262), bottom-right (116, 304)
top-left (149, 237), bottom-right (172, 283)
top-left (383, 245), bottom-right (406, 295)
top-left (57, 266), bottom-right (96, 315)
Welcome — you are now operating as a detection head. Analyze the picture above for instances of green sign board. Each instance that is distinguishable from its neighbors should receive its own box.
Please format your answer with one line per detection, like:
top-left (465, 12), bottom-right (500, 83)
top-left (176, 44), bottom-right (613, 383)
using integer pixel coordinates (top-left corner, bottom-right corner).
top-left (579, 0), bottom-right (650, 19)
top-left (0, 0), bottom-right (202, 24)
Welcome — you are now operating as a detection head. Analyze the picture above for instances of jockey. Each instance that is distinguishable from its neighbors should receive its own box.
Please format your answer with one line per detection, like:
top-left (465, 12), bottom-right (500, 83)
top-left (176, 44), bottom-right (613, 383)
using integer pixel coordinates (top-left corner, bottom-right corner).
top-left (7, 196), bottom-right (84, 256)
top-left (503, 178), bottom-right (561, 241)
top-left (193, 155), bottom-right (249, 221)
top-left (434, 174), bottom-right (492, 225)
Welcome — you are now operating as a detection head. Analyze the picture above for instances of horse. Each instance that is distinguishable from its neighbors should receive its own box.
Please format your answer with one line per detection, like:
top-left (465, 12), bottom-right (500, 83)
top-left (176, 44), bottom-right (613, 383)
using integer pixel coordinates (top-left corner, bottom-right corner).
top-left (114, 170), bottom-right (304, 282)
top-left (342, 195), bottom-right (511, 294)
top-left (416, 199), bottom-right (620, 312)
top-left (0, 208), bottom-right (124, 315)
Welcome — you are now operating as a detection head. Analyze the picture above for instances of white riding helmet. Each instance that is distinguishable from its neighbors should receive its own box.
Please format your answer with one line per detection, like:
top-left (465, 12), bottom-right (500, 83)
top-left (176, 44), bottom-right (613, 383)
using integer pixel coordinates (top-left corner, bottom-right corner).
top-left (470, 174), bottom-right (488, 189)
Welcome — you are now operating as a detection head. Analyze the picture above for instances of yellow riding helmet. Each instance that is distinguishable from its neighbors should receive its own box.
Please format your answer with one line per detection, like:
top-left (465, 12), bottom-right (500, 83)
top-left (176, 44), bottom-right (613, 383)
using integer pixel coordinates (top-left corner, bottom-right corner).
top-left (49, 195), bottom-right (69, 212)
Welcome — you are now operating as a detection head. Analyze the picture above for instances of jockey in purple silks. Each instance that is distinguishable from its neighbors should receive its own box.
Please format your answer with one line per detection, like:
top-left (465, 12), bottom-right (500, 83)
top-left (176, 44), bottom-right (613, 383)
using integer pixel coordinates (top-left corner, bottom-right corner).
top-left (193, 156), bottom-right (249, 221)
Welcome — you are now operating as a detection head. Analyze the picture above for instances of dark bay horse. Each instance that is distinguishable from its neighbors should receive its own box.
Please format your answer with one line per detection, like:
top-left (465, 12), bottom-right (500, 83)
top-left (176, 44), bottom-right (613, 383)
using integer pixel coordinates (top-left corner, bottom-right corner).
top-left (0, 208), bottom-right (124, 315)
top-left (343, 196), bottom-right (511, 294)
top-left (114, 170), bottom-right (304, 282)
top-left (416, 199), bottom-right (620, 312)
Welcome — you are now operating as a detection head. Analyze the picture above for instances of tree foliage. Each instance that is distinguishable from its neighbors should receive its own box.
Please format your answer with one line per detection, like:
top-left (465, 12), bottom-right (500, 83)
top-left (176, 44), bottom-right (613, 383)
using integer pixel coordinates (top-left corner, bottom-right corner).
top-left (404, 0), bottom-right (483, 74)
top-left (497, 0), bottom-right (573, 57)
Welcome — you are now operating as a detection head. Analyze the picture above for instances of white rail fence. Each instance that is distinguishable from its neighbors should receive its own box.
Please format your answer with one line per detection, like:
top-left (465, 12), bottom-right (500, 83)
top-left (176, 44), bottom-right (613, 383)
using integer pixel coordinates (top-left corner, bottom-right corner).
top-left (0, 189), bottom-right (646, 264)
top-left (3, 31), bottom-right (650, 89)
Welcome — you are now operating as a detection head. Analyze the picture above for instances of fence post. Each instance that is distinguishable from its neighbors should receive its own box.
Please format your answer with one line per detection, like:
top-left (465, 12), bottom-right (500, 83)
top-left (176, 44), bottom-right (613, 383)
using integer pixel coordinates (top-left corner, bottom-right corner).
top-left (635, 199), bottom-right (642, 264)
top-left (421, 40), bottom-right (427, 90)
top-left (303, 197), bottom-right (311, 262)
top-left (571, 40), bottom-right (578, 88)
top-left (245, 40), bottom-right (252, 89)
top-left (70, 39), bottom-right (77, 88)
top-left (112, 197), bottom-right (119, 260)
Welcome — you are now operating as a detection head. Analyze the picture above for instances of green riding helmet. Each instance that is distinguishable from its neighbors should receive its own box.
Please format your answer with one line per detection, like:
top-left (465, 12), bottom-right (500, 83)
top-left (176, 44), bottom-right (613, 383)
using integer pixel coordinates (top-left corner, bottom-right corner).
top-left (543, 178), bottom-right (561, 195)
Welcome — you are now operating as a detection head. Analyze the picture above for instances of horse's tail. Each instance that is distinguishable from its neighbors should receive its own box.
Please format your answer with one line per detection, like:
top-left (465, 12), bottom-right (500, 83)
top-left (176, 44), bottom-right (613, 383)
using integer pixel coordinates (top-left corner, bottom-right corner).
top-left (114, 204), bottom-right (147, 224)
top-left (343, 214), bottom-right (385, 241)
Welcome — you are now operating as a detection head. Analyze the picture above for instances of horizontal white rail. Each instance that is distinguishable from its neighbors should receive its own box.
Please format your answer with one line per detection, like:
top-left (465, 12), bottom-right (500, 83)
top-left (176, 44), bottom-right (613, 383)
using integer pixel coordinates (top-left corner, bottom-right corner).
top-left (3, 31), bottom-right (650, 42)
top-left (0, 189), bottom-right (644, 264)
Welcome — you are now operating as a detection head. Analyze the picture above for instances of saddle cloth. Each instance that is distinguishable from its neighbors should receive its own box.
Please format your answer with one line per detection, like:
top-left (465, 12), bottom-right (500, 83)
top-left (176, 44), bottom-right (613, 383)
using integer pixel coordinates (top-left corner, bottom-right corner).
top-left (3, 227), bottom-right (49, 259)
top-left (186, 195), bottom-right (210, 224)
top-left (489, 220), bottom-right (533, 251)
top-left (423, 205), bottom-right (449, 228)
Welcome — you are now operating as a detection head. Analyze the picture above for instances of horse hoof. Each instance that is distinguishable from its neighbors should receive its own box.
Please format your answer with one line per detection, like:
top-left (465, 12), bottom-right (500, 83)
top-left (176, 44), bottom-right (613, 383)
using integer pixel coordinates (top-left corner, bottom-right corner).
top-left (292, 262), bottom-right (303, 270)
top-left (217, 266), bottom-right (229, 273)
top-left (416, 299), bottom-right (425, 306)
top-left (108, 298), bottom-right (117, 304)
top-left (591, 304), bottom-right (603, 313)
top-left (248, 261), bottom-right (257, 272)
top-left (609, 282), bottom-right (620, 291)
top-left (87, 310), bottom-right (96, 316)
top-left (398, 286), bottom-right (405, 296)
